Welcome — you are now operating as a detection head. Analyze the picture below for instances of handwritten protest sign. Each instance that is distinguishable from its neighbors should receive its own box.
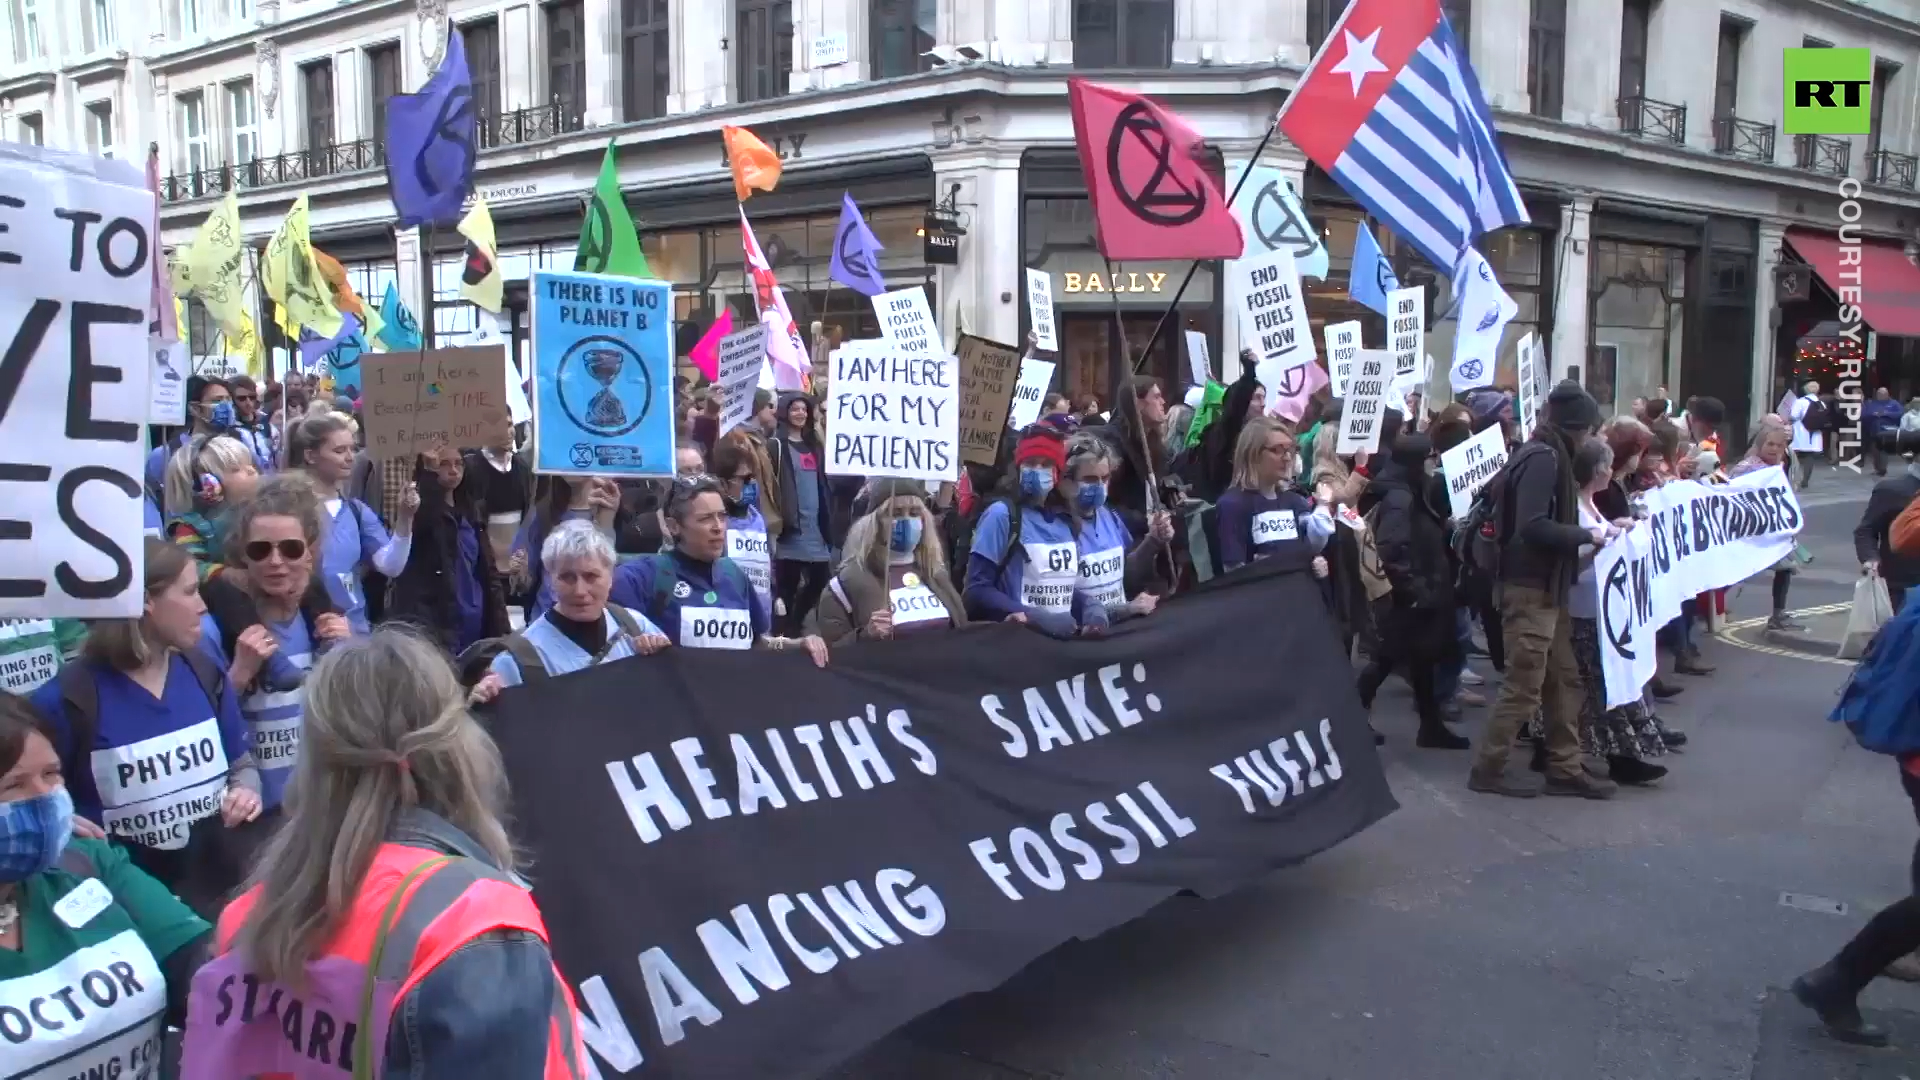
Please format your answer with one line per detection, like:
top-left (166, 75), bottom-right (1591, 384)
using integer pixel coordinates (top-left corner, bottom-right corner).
top-left (529, 269), bottom-right (675, 477)
top-left (715, 324), bottom-right (767, 434)
top-left (1336, 349), bottom-right (1392, 456)
top-left (1440, 424), bottom-right (1508, 519)
top-left (955, 334), bottom-right (1020, 466)
top-left (1388, 286), bottom-right (1423, 381)
top-left (150, 337), bottom-right (188, 425)
top-left (826, 340), bottom-right (957, 483)
top-left (1008, 358), bottom-right (1056, 430)
top-left (0, 145), bottom-right (155, 617)
top-left (874, 286), bottom-right (941, 359)
top-left (1232, 247), bottom-right (1314, 373)
top-left (1324, 320), bottom-right (1360, 398)
top-left (1025, 269), bottom-right (1057, 351)
top-left (362, 347), bottom-right (510, 461)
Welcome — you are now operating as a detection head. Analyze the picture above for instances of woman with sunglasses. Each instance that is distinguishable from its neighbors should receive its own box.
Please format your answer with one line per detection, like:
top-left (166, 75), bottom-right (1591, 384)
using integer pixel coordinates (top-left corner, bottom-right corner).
top-left (197, 476), bottom-right (352, 812)
top-left (162, 433), bottom-right (262, 580)
top-left (611, 476), bottom-right (829, 665)
top-left (963, 426), bottom-right (1102, 638)
top-left (711, 434), bottom-right (775, 623)
top-left (287, 412), bottom-right (416, 635)
top-left (388, 445), bottom-right (510, 655)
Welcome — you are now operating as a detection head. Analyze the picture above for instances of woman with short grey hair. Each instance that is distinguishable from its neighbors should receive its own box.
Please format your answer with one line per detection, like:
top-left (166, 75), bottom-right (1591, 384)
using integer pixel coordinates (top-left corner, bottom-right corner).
top-left (470, 520), bottom-right (668, 695)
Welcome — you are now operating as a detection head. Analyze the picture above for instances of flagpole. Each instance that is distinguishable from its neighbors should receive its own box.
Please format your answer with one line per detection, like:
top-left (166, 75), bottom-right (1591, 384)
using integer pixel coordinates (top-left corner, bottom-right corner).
top-left (1101, 256), bottom-right (1177, 588)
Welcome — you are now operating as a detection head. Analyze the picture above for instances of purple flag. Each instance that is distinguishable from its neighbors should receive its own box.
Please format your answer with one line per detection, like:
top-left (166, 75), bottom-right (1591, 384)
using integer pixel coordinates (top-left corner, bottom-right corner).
top-left (384, 30), bottom-right (476, 229)
top-left (828, 192), bottom-right (887, 297)
top-left (299, 313), bottom-right (364, 386)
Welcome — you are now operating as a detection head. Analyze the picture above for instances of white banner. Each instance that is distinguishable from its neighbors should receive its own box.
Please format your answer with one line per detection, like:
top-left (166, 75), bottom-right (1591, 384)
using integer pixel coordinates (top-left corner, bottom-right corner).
top-left (1337, 349), bottom-right (1393, 455)
top-left (1025, 269), bottom-right (1057, 352)
top-left (825, 340), bottom-right (957, 483)
top-left (1439, 425), bottom-right (1508, 520)
top-left (1593, 467), bottom-right (1803, 707)
top-left (715, 324), bottom-right (767, 434)
top-left (1232, 247), bottom-right (1314, 374)
top-left (0, 145), bottom-right (154, 619)
top-left (1324, 320), bottom-right (1360, 399)
top-left (1008, 358), bottom-right (1055, 431)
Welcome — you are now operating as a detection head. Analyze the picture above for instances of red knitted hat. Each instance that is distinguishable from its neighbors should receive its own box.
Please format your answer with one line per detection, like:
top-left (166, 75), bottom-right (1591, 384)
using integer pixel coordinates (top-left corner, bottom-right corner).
top-left (1013, 427), bottom-right (1067, 474)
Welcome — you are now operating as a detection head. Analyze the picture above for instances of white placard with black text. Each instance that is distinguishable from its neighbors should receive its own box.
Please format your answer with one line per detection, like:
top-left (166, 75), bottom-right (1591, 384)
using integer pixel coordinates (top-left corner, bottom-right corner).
top-left (1515, 331), bottom-right (1540, 437)
top-left (874, 286), bottom-right (941, 360)
top-left (1184, 330), bottom-right (1210, 386)
top-left (716, 324), bottom-right (768, 434)
top-left (1324, 320), bottom-right (1360, 399)
top-left (1025, 269), bottom-right (1058, 353)
top-left (1007, 358), bottom-right (1056, 431)
top-left (1336, 349), bottom-right (1393, 456)
top-left (825, 339), bottom-right (957, 483)
top-left (1232, 247), bottom-right (1315, 374)
top-left (150, 337), bottom-right (188, 426)
top-left (1439, 424), bottom-right (1509, 520)
top-left (1388, 286), bottom-right (1423, 381)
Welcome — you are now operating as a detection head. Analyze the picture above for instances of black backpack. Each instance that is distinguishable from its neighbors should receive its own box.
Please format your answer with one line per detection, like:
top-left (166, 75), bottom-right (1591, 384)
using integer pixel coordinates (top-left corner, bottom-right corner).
top-left (1452, 441), bottom-right (1550, 582)
top-left (58, 652), bottom-right (227, 768)
top-left (1801, 397), bottom-right (1832, 433)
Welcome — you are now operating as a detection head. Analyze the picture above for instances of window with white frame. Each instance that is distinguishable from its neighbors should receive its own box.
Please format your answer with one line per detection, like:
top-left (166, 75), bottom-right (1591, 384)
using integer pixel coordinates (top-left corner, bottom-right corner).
top-left (20, 0), bottom-right (44, 60)
top-left (180, 0), bottom-right (201, 36)
top-left (178, 91), bottom-right (210, 175)
top-left (90, 0), bottom-right (115, 49)
top-left (85, 101), bottom-right (116, 158)
top-left (228, 0), bottom-right (250, 23)
top-left (226, 80), bottom-right (257, 165)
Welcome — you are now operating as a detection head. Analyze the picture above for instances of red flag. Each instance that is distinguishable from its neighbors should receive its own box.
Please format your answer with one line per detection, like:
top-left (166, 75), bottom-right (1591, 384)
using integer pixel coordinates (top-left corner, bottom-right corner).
top-left (1067, 79), bottom-right (1243, 262)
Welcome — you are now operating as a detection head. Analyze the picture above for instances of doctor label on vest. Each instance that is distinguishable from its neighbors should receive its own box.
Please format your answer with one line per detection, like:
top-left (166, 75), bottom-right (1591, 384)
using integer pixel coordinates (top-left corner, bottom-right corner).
top-left (860, 486), bottom-right (953, 640)
top-left (666, 478), bottom-right (831, 667)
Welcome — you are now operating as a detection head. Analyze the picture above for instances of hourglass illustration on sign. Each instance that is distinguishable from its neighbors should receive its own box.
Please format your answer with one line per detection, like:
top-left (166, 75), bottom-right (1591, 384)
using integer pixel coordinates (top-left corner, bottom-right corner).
top-left (556, 334), bottom-right (652, 439)
top-left (584, 347), bottom-right (628, 429)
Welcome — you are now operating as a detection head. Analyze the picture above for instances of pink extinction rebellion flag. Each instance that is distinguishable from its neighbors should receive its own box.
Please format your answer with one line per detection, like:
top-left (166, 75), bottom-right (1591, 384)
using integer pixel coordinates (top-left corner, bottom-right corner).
top-left (689, 308), bottom-right (734, 382)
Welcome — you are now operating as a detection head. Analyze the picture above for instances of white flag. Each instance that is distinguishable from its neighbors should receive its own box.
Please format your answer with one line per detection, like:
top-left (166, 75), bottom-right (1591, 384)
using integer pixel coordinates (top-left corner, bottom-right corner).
top-left (1449, 250), bottom-right (1516, 394)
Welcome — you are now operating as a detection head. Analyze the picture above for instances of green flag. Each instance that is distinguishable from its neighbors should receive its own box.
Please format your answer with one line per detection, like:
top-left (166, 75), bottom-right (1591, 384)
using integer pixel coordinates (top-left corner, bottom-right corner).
top-left (576, 141), bottom-right (652, 278)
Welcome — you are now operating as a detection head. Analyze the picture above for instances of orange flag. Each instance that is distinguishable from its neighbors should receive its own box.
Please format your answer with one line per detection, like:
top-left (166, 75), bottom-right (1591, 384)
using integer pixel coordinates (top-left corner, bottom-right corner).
top-left (723, 126), bottom-right (782, 202)
top-left (312, 248), bottom-right (367, 317)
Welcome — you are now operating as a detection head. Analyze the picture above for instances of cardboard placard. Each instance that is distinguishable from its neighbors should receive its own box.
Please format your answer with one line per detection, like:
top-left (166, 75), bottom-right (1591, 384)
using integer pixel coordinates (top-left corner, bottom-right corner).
top-left (1184, 329), bottom-right (1211, 386)
top-left (1008, 359), bottom-right (1056, 430)
top-left (1025, 269), bottom-right (1058, 352)
top-left (1440, 424), bottom-right (1509, 520)
top-left (361, 347), bottom-right (511, 461)
top-left (825, 339), bottom-right (957, 483)
top-left (873, 286), bottom-right (941, 359)
top-left (716, 324), bottom-right (768, 434)
top-left (1388, 285), bottom-right (1423, 381)
top-left (955, 334), bottom-right (1021, 466)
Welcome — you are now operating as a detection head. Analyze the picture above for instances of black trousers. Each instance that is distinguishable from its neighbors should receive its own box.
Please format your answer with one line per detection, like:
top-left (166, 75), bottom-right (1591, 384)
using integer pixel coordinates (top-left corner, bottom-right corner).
top-left (1357, 603), bottom-right (1452, 728)
top-left (1825, 767), bottom-right (1920, 996)
top-left (774, 558), bottom-right (831, 637)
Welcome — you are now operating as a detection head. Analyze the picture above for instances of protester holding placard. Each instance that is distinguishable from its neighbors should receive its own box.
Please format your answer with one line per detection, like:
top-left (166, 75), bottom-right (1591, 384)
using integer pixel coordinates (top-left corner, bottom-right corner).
top-left (387, 446), bottom-right (511, 655)
top-left (965, 426), bottom-right (1100, 638)
top-left (769, 393), bottom-right (838, 636)
top-left (1084, 378), bottom-right (1173, 540)
top-left (31, 540), bottom-right (264, 915)
top-left (1217, 419), bottom-right (1333, 575)
top-left (711, 436), bottom-right (776, 624)
top-left (817, 479), bottom-right (968, 644)
top-left (1730, 419), bottom-right (1807, 632)
top-left (1062, 432), bottom-right (1173, 622)
top-left (287, 412), bottom-right (416, 636)
top-left (163, 434), bottom-right (263, 579)
top-left (611, 477), bottom-right (829, 664)
top-left (467, 416), bottom-right (534, 578)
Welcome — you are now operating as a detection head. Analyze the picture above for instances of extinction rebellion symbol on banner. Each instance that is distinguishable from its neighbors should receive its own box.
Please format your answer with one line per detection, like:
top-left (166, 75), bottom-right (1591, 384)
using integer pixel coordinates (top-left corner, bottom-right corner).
top-left (1107, 103), bottom-right (1207, 227)
top-left (1250, 181), bottom-right (1323, 262)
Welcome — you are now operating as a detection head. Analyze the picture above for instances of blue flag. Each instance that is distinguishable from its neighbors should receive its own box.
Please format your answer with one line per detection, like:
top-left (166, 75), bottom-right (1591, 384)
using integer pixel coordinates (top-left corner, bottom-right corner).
top-left (1349, 222), bottom-right (1400, 319)
top-left (377, 282), bottom-right (424, 351)
top-left (828, 192), bottom-right (887, 297)
top-left (384, 30), bottom-right (476, 229)
top-left (300, 314), bottom-right (367, 393)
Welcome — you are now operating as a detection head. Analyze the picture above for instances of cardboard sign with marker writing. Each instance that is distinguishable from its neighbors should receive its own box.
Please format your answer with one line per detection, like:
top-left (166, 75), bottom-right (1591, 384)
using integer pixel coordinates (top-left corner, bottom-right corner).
top-left (362, 347), bottom-right (510, 460)
top-left (955, 334), bottom-right (1021, 466)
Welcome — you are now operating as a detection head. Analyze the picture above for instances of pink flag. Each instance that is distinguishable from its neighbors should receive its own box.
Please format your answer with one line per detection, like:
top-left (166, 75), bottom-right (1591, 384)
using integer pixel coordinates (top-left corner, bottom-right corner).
top-left (740, 207), bottom-right (811, 389)
top-left (1272, 360), bottom-right (1330, 423)
top-left (689, 308), bottom-right (734, 381)
top-left (146, 147), bottom-right (178, 343)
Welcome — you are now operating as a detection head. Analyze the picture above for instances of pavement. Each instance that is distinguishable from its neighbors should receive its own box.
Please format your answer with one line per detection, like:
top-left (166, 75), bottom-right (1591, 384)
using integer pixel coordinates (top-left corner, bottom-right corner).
top-left (835, 461), bottom-right (1920, 1079)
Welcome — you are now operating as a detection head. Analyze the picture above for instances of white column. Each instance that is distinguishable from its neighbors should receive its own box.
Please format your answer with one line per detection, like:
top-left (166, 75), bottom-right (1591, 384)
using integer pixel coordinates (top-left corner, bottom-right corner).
top-left (930, 146), bottom-right (1022, 350)
top-left (502, 3), bottom-right (535, 112)
top-left (1561, 0), bottom-right (1620, 130)
top-left (1750, 221), bottom-right (1787, 432)
top-left (1549, 195), bottom-right (1593, 388)
top-left (1473, 0), bottom-right (1530, 114)
top-left (671, 0), bottom-right (730, 112)
top-left (584, 0), bottom-right (619, 125)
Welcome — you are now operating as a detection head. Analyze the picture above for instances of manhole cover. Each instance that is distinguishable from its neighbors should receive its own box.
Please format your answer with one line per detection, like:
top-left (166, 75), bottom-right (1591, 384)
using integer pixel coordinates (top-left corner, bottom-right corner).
top-left (1780, 893), bottom-right (1848, 916)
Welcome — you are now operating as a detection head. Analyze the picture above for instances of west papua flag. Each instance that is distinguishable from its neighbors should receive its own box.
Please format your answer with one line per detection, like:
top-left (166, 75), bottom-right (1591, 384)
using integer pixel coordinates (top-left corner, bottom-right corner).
top-left (1066, 79), bottom-right (1244, 262)
top-left (1278, 0), bottom-right (1527, 276)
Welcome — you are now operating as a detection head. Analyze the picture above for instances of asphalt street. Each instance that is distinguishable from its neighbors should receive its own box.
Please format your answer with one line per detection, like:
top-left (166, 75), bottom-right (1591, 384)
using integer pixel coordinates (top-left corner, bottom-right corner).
top-left (837, 463), bottom-right (1920, 1079)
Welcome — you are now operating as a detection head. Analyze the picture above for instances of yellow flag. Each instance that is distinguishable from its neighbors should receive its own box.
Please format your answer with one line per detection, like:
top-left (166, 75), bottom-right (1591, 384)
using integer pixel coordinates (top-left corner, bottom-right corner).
top-left (172, 296), bottom-right (189, 351)
top-left (457, 199), bottom-right (504, 313)
top-left (179, 192), bottom-right (248, 335)
top-left (224, 315), bottom-right (264, 379)
top-left (263, 195), bottom-right (343, 338)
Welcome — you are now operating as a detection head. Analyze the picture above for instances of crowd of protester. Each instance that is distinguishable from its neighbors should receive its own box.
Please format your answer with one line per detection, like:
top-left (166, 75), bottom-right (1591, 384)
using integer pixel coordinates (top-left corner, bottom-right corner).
top-left (6, 348), bottom-right (1920, 1073)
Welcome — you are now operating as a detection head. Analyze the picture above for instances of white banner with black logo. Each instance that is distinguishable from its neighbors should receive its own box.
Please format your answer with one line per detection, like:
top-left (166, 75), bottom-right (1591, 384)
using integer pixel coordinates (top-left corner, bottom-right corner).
top-left (1593, 468), bottom-right (1802, 708)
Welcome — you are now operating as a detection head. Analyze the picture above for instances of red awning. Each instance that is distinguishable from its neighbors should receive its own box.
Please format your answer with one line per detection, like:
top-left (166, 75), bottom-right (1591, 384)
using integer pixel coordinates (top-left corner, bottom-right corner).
top-left (1785, 228), bottom-right (1920, 337)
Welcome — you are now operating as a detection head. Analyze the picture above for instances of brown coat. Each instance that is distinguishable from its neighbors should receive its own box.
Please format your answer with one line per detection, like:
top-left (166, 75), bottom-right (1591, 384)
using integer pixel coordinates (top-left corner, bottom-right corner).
top-left (816, 559), bottom-right (968, 646)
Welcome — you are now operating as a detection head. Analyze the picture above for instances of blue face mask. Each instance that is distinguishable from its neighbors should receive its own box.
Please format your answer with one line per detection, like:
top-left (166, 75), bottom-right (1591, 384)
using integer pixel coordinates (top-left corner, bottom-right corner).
top-left (1019, 467), bottom-right (1055, 501)
top-left (207, 400), bottom-right (236, 430)
top-left (0, 787), bottom-right (74, 882)
top-left (889, 516), bottom-right (923, 553)
top-left (740, 479), bottom-right (760, 510)
top-left (1075, 481), bottom-right (1107, 512)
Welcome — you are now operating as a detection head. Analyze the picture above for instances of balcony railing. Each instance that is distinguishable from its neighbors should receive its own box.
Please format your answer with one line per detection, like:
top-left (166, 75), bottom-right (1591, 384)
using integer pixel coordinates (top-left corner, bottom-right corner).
top-left (1868, 148), bottom-right (1918, 190)
top-left (1617, 95), bottom-right (1686, 145)
top-left (478, 101), bottom-right (587, 150)
top-left (1794, 133), bottom-right (1851, 177)
top-left (160, 138), bottom-right (382, 203)
top-left (1712, 115), bottom-right (1776, 164)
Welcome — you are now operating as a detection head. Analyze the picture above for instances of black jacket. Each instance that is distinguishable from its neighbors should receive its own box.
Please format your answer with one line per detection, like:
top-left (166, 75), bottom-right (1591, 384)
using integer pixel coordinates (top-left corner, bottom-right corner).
top-left (771, 393), bottom-right (847, 548)
top-left (1855, 468), bottom-right (1920, 588)
top-left (387, 465), bottom-right (510, 651)
top-left (1363, 438), bottom-right (1456, 611)
top-left (1499, 435), bottom-right (1590, 597)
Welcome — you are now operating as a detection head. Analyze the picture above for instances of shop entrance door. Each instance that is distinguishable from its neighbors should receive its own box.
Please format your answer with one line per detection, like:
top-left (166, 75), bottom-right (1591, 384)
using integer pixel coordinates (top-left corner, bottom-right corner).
top-left (1057, 310), bottom-right (1210, 412)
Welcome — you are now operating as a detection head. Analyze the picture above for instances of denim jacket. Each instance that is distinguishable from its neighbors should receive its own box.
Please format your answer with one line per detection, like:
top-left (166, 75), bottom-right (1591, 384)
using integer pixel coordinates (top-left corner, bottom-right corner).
top-left (381, 809), bottom-right (564, 1079)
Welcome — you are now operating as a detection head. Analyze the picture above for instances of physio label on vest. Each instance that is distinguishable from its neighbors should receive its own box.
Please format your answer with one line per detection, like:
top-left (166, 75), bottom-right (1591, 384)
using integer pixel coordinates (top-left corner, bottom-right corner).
top-left (90, 717), bottom-right (229, 850)
top-left (890, 585), bottom-right (950, 628)
top-left (679, 607), bottom-right (754, 650)
top-left (1251, 510), bottom-right (1299, 544)
top-left (728, 528), bottom-right (773, 602)
top-left (1020, 542), bottom-right (1077, 614)
top-left (0, 930), bottom-right (165, 1079)
top-left (1078, 546), bottom-right (1126, 612)
top-left (248, 712), bottom-right (302, 770)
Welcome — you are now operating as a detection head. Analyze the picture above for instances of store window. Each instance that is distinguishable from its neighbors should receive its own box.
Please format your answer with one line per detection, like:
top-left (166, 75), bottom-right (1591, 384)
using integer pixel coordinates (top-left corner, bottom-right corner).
top-left (1071, 0), bottom-right (1174, 70)
top-left (1589, 239), bottom-right (1687, 418)
top-left (704, 205), bottom-right (931, 349)
top-left (871, 0), bottom-right (935, 79)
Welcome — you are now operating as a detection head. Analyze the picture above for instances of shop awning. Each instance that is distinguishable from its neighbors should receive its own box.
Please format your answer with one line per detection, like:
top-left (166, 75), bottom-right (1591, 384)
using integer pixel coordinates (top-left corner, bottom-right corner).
top-left (1785, 228), bottom-right (1920, 337)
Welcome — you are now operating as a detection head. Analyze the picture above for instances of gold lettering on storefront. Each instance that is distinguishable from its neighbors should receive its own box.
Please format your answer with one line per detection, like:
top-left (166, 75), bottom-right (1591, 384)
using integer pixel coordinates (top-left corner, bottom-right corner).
top-left (1061, 271), bottom-right (1168, 294)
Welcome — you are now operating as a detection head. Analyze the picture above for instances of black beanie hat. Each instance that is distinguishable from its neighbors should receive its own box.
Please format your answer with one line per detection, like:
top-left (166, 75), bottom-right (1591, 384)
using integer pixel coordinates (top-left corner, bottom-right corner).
top-left (1545, 380), bottom-right (1600, 433)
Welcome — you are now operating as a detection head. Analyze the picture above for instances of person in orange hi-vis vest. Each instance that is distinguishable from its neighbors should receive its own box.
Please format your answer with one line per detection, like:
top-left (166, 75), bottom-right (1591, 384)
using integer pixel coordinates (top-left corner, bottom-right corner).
top-left (180, 629), bottom-right (588, 1079)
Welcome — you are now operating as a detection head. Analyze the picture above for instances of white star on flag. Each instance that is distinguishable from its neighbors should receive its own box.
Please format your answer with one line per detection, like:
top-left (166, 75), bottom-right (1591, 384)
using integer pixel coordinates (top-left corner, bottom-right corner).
top-left (1329, 27), bottom-right (1389, 96)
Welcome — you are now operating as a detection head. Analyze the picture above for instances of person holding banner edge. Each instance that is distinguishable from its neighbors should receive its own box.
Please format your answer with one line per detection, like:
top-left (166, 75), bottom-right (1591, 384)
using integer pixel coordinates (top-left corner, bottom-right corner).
top-left (965, 426), bottom-right (1106, 638)
top-left (1061, 432), bottom-right (1174, 623)
top-left (475, 521), bottom-right (670, 693)
top-left (817, 479), bottom-right (968, 644)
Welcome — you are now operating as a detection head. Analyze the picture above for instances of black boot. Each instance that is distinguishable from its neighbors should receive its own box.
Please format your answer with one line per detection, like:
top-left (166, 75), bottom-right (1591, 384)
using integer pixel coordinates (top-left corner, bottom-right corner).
top-left (1417, 720), bottom-right (1469, 750)
top-left (1648, 676), bottom-right (1683, 700)
top-left (1792, 964), bottom-right (1890, 1047)
top-left (1529, 742), bottom-right (1548, 773)
top-left (1607, 755), bottom-right (1668, 786)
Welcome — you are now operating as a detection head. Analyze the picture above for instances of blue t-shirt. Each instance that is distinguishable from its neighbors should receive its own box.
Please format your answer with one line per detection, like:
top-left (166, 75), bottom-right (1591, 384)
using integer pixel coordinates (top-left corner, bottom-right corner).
top-left (963, 501), bottom-right (1082, 621)
top-left (1215, 488), bottom-right (1332, 570)
top-left (610, 551), bottom-right (768, 649)
top-left (779, 440), bottom-right (830, 562)
top-left (452, 517), bottom-right (486, 651)
top-left (144, 432), bottom-right (191, 505)
top-left (198, 612), bottom-right (312, 810)
top-left (1074, 507), bottom-right (1134, 615)
top-left (726, 506), bottom-right (775, 626)
top-left (30, 655), bottom-right (251, 849)
top-left (142, 495), bottom-right (163, 539)
top-left (319, 496), bottom-right (392, 635)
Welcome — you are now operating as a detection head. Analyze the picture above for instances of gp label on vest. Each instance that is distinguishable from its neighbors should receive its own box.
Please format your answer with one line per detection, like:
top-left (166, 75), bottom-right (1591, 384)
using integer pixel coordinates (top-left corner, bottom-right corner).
top-left (890, 585), bottom-right (950, 626)
top-left (679, 607), bottom-right (754, 650)
top-left (90, 717), bottom-right (229, 850)
top-left (1252, 510), bottom-right (1299, 543)
top-left (1020, 542), bottom-right (1077, 613)
top-left (1078, 546), bottom-right (1126, 611)
top-left (0, 929), bottom-right (165, 1079)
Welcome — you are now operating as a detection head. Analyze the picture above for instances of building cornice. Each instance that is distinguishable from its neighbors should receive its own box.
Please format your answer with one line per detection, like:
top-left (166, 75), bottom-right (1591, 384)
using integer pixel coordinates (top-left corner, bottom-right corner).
top-left (0, 66), bottom-right (55, 99)
top-left (146, 0), bottom-right (412, 73)
top-left (1797, 0), bottom-right (1920, 43)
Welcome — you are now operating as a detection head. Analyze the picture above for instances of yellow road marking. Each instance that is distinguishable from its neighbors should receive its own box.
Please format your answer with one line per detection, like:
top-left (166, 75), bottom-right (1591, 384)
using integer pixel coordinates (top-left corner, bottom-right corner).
top-left (1713, 603), bottom-right (1856, 667)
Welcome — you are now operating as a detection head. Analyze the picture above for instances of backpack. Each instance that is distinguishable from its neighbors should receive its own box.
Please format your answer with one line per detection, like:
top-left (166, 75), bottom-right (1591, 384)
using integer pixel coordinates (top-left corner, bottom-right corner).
top-left (497, 604), bottom-right (646, 683)
top-left (1829, 600), bottom-right (1920, 755)
top-left (1452, 441), bottom-right (1550, 583)
top-left (1801, 397), bottom-right (1832, 433)
top-left (58, 651), bottom-right (227, 769)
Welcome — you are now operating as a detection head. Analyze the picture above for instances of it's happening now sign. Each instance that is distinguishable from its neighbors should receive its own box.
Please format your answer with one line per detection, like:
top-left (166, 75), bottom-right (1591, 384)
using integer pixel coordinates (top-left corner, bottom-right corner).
top-left (0, 145), bottom-right (156, 618)
top-left (530, 269), bottom-right (676, 477)
top-left (488, 563), bottom-right (1397, 1080)
top-left (825, 339), bottom-right (957, 483)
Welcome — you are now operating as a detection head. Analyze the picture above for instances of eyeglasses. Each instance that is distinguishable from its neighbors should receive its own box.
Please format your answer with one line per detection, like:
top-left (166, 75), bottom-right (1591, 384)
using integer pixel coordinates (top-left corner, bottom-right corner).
top-left (244, 539), bottom-right (308, 562)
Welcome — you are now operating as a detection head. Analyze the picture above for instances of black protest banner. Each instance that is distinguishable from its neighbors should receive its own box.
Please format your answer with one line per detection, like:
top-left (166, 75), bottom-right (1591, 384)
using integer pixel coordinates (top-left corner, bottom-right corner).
top-left (489, 565), bottom-right (1397, 1080)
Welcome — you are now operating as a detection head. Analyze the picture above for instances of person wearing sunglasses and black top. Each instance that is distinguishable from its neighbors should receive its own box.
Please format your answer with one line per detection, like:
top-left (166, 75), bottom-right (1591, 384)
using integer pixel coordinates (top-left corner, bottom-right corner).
top-left (196, 475), bottom-right (350, 813)
top-left (611, 476), bottom-right (829, 666)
